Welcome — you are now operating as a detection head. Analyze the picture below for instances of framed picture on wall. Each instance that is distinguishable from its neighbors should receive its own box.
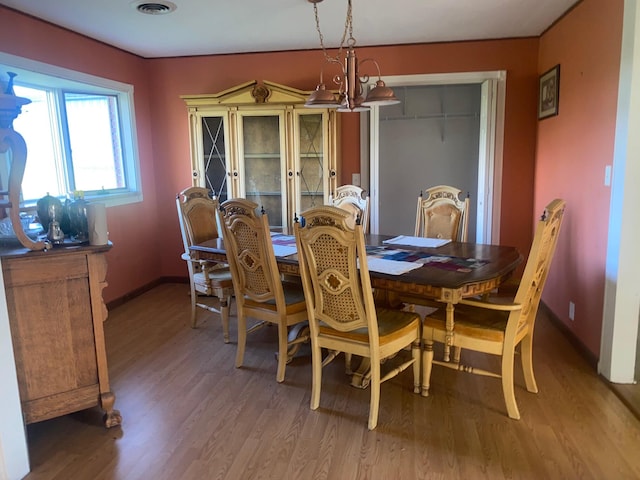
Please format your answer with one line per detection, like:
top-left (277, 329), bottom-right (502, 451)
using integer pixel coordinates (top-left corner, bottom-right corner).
top-left (538, 64), bottom-right (560, 120)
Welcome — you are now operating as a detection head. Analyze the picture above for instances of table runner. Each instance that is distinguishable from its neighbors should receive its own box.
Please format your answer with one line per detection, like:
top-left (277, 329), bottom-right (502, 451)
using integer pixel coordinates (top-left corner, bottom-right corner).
top-left (366, 246), bottom-right (488, 273)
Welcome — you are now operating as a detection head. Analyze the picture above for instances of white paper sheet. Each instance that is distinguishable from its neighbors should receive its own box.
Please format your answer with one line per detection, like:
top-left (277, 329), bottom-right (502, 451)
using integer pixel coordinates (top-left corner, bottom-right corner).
top-left (272, 244), bottom-right (297, 257)
top-left (270, 233), bottom-right (297, 257)
top-left (363, 257), bottom-right (423, 275)
top-left (382, 235), bottom-right (451, 248)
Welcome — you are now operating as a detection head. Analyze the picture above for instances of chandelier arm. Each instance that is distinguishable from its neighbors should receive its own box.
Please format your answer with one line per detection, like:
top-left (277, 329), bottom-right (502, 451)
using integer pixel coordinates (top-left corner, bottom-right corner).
top-left (357, 58), bottom-right (383, 81)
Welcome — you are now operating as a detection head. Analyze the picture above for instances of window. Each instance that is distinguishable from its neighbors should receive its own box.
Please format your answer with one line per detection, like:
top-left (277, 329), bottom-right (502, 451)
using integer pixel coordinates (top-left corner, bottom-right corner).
top-left (1, 53), bottom-right (142, 207)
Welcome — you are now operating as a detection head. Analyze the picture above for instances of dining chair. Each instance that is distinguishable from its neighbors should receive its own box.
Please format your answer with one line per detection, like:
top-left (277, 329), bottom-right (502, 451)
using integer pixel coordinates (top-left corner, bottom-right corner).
top-left (176, 187), bottom-right (234, 341)
top-left (414, 185), bottom-right (469, 241)
top-left (329, 184), bottom-right (370, 234)
top-left (295, 205), bottom-right (421, 430)
top-left (218, 198), bottom-right (309, 383)
top-left (421, 199), bottom-right (565, 419)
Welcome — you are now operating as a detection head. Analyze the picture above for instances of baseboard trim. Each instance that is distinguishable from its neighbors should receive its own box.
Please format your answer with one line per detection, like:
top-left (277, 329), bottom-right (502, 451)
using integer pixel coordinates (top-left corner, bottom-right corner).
top-left (106, 276), bottom-right (188, 310)
top-left (540, 302), bottom-right (598, 369)
top-left (541, 302), bottom-right (640, 421)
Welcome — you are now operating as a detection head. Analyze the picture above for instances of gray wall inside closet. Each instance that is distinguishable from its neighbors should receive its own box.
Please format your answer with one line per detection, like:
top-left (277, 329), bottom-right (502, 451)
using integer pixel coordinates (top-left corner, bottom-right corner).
top-left (378, 84), bottom-right (481, 238)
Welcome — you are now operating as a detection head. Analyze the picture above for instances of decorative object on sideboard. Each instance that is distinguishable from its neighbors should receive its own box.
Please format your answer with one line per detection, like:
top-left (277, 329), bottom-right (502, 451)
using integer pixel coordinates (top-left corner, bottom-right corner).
top-left (66, 190), bottom-right (89, 242)
top-left (0, 72), bottom-right (50, 250)
top-left (305, 0), bottom-right (400, 112)
top-left (36, 193), bottom-right (65, 244)
top-left (86, 202), bottom-right (109, 245)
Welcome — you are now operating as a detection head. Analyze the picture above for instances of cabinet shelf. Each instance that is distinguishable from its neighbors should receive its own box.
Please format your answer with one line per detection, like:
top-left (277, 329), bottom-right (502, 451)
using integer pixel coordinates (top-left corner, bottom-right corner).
top-left (243, 153), bottom-right (280, 159)
top-left (246, 191), bottom-right (282, 196)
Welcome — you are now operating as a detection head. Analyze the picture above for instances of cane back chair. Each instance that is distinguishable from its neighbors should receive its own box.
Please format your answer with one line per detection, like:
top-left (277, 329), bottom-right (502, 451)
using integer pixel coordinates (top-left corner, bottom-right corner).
top-left (176, 187), bottom-right (234, 340)
top-left (218, 198), bottom-right (309, 383)
top-left (295, 205), bottom-right (421, 430)
top-left (415, 185), bottom-right (469, 241)
top-left (421, 199), bottom-right (565, 419)
top-left (329, 184), bottom-right (370, 234)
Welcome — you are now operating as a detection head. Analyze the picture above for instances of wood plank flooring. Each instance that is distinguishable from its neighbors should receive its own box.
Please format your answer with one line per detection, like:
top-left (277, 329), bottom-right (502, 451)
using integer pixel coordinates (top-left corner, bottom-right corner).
top-left (22, 283), bottom-right (640, 480)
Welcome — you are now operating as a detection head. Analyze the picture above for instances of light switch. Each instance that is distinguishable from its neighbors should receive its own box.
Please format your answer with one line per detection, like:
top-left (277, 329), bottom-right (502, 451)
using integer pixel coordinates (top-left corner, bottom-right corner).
top-left (604, 165), bottom-right (612, 186)
top-left (352, 173), bottom-right (361, 186)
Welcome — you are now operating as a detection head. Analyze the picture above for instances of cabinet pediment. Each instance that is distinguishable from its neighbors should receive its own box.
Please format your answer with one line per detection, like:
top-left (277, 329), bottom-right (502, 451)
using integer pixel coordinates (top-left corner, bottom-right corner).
top-left (182, 80), bottom-right (312, 107)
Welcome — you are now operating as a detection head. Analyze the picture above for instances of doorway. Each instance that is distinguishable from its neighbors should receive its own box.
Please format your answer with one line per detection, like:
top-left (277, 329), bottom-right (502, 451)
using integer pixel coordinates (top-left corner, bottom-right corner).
top-left (362, 71), bottom-right (506, 243)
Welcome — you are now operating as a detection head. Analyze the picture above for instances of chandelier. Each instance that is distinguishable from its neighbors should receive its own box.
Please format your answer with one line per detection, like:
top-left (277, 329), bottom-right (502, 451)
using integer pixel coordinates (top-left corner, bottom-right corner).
top-left (305, 0), bottom-right (400, 112)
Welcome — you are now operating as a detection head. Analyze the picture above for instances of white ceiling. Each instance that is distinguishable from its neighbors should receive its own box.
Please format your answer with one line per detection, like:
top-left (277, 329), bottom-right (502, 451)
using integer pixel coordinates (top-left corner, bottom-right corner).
top-left (0, 0), bottom-right (579, 59)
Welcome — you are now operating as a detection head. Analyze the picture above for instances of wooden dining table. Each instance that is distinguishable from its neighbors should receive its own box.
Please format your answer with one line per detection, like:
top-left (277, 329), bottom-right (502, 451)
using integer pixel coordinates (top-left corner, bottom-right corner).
top-left (190, 234), bottom-right (522, 386)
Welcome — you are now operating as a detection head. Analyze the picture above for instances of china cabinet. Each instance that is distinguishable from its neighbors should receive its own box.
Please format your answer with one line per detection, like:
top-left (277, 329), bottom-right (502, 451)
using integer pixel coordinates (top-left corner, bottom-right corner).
top-left (183, 80), bottom-right (339, 233)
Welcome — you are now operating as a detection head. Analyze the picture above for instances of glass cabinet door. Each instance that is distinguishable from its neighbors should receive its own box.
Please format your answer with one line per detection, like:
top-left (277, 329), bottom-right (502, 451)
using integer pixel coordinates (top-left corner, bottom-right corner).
top-left (297, 112), bottom-right (326, 214)
top-left (201, 116), bottom-right (229, 201)
top-left (239, 113), bottom-right (286, 230)
top-left (186, 84), bottom-right (337, 235)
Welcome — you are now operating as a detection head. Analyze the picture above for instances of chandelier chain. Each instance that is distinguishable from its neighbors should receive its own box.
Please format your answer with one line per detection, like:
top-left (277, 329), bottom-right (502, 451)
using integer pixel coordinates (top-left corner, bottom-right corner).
top-left (313, 0), bottom-right (353, 64)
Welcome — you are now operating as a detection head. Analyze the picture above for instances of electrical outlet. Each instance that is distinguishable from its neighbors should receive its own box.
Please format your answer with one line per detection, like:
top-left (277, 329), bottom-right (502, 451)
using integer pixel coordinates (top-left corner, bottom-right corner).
top-left (569, 301), bottom-right (575, 321)
top-left (352, 173), bottom-right (361, 186)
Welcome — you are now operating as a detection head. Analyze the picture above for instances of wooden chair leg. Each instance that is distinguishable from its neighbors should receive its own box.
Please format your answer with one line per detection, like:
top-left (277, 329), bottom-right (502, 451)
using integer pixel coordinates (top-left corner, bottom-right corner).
top-left (368, 356), bottom-right (381, 430)
top-left (310, 342), bottom-right (322, 410)
top-left (421, 337), bottom-right (434, 397)
top-left (501, 349), bottom-right (520, 419)
top-left (520, 334), bottom-right (538, 393)
top-left (220, 295), bottom-right (230, 343)
top-left (235, 312), bottom-right (247, 368)
top-left (275, 322), bottom-right (288, 383)
top-left (189, 283), bottom-right (198, 328)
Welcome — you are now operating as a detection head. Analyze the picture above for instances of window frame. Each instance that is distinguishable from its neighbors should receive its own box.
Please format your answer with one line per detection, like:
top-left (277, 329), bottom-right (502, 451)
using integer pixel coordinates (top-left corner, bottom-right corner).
top-left (0, 52), bottom-right (143, 208)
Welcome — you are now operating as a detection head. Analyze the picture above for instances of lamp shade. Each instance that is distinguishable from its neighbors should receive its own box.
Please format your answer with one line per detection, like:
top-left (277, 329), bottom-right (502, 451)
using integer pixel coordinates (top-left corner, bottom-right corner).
top-left (305, 83), bottom-right (341, 108)
top-left (362, 80), bottom-right (400, 106)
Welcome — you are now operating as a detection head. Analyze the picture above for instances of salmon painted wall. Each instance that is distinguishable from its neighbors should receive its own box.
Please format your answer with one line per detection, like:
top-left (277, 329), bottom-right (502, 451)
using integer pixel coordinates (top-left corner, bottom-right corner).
top-left (0, 7), bottom-right (160, 303)
top-left (536, 0), bottom-right (624, 355)
top-left (149, 38), bottom-right (540, 278)
top-left (0, 6), bottom-right (540, 306)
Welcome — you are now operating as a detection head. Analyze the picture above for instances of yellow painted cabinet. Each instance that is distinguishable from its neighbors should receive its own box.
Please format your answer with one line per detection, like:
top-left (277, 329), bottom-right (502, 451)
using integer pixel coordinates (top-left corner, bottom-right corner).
top-left (183, 80), bottom-right (338, 233)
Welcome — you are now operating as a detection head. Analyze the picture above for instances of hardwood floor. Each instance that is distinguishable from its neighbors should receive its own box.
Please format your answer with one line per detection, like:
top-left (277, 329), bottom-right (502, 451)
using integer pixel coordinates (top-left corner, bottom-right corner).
top-left (23, 283), bottom-right (640, 480)
top-left (609, 377), bottom-right (640, 421)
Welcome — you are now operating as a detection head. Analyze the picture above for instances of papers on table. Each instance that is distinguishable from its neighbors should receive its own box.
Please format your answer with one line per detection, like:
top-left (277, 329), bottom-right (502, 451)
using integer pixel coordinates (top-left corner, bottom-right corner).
top-left (382, 235), bottom-right (451, 248)
top-left (361, 257), bottom-right (423, 275)
top-left (270, 233), bottom-right (297, 257)
top-left (268, 232), bottom-right (425, 274)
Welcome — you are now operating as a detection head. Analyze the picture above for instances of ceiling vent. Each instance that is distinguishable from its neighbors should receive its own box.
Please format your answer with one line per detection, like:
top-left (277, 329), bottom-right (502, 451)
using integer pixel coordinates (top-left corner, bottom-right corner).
top-left (132, 1), bottom-right (177, 15)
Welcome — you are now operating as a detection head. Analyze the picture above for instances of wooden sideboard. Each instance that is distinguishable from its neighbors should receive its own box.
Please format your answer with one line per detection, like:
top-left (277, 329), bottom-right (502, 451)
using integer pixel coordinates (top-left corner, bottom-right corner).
top-left (1, 243), bottom-right (121, 427)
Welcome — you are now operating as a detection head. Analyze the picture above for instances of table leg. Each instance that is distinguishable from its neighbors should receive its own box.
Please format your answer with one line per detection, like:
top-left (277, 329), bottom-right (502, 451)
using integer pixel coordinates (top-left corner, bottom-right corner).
top-left (350, 357), bottom-right (372, 388)
top-left (444, 302), bottom-right (454, 362)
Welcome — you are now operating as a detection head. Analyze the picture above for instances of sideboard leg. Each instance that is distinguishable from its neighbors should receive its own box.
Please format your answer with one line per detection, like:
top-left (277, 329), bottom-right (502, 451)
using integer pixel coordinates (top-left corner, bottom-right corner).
top-left (101, 392), bottom-right (122, 428)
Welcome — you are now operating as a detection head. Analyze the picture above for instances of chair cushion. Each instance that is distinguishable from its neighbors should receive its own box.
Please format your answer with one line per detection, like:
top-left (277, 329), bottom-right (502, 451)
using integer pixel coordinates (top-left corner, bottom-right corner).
top-left (243, 280), bottom-right (307, 314)
top-left (193, 268), bottom-right (233, 288)
top-left (424, 303), bottom-right (508, 342)
top-left (319, 307), bottom-right (420, 345)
